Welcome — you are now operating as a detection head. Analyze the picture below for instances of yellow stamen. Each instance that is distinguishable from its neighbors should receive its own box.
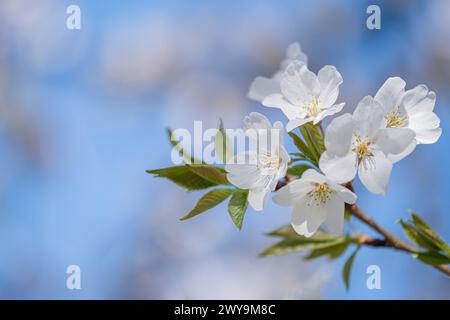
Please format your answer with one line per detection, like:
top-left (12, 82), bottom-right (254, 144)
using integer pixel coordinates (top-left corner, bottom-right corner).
top-left (385, 108), bottom-right (408, 128)
top-left (306, 97), bottom-right (321, 117)
top-left (308, 182), bottom-right (334, 205)
top-left (352, 134), bottom-right (374, 164)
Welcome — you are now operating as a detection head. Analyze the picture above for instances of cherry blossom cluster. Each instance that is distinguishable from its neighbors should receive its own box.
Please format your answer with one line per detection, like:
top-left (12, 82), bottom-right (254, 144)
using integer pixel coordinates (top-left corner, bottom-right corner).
top-left (226, 43), bottom-right (441, 237)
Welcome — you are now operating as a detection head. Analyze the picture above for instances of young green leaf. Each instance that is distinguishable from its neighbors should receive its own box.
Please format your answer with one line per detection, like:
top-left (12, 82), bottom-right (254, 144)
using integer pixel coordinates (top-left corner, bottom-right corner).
top-left (301, 123), bottom-right (325, 155)
top-left (265, 225), bottom-right (299, 238)
top-left (289, 152), bottom-right (306, 158)
top-left (214, 118), bottom-right (234, 164)
top-left (288, 132), bottom-right (316, 164)
top-left (342, 246), bottom-right (360, 291)
top-left (259, 236), bottom-right (347, 257)
top-left (287, 164), bottom-right (312, 177)
top-left (265, 225), bottom-right (334, 240)
top-left (227, 189), bottom-right (249, 230)
top-left (304, 238), bottom-right (351, 260)
top-left (409, 210), bottom-right (450, 255)
top-left (147, 166), bottom-right (216, 190)
top-left (180, 188), bottom-right (233, 221)
top-left (344, 209), bottom-right (352, 222)
top-left (187, 164), bottom-right (230, 185)
top-left (413, 251), bottom-right (450, 266)
top-left (399, 220), bottom-right (441, 252)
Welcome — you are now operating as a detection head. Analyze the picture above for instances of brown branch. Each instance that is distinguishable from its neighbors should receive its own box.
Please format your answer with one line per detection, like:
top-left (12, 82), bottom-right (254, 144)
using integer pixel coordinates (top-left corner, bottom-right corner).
top-left (277, 179), bottom-right (450, 276)
top-left (347, 203), bottom-right (450, 277)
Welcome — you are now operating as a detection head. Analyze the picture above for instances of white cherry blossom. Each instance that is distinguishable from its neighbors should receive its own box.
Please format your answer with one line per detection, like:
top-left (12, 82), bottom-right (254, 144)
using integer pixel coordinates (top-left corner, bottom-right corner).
top-left (248, 42), bottom-right (307, 102)
top-left (374, 77), bottom-right (442, 162)
top-left (319, 96), bottom-right (415, 195)
top-left (273, 169), bottom-right (357, 237)
top-left (261, 61), bottom-right (345, 132)
top-left (225, 112), bottom-right (290, 211)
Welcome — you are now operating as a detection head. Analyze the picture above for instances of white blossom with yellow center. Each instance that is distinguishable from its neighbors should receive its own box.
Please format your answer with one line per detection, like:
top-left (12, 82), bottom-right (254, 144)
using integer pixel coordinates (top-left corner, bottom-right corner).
top-left (319, 96), bottom-right (415, 195)
top-left (226, 112), bottom-right (290, 211)
top-left (374, 77), bottom-right (442, 162)
top-left (273, 169), bottom-right (356, 237)
top-left (260, 60), bottom-right (345, 132)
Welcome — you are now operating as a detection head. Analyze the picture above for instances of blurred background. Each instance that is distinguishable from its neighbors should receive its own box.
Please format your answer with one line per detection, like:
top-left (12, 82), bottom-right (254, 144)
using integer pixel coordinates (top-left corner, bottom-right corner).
top-left (0, 0), bottom-right (449, 299)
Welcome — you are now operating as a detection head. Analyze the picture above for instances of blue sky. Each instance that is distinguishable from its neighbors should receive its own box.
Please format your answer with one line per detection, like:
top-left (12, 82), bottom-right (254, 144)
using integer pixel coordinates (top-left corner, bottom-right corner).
top-left (0, 0), bottom-right (448, 299)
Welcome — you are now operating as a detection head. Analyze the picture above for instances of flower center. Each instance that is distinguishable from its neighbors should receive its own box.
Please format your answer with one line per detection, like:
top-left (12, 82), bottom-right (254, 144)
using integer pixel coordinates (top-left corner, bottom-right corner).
top-left (258, 153), bottom-right (280, 176)
top-left (352, 134), bottom-right (376, 169)
top-left (385, 108), bottom-right (408, 128)
top-left (307, 182), bottom-right (334, 205)
top-left (306, 97), bottom-right (321, 117)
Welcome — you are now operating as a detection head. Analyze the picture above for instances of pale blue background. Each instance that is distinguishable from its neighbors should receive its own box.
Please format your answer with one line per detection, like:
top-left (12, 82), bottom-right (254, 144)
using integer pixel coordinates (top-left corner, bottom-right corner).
top-left (0, 0), bottom-right (449, 299)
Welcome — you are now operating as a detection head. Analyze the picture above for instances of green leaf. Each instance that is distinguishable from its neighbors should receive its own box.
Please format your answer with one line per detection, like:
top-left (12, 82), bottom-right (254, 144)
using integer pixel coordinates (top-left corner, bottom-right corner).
top-left (227, 189), bottom-right (249, 230)
top-left (301, 123), bottom-right (325, 155)
top-left (298, 126), bottom-right (319, 162)
top-left (409, 210), bottom-right (450, 255)
top-left (187, 164), bottom-right (230, 185)
top-left (287, 164), bottom-right (312, 176)
top-left (344, 209), bottom-right (352, 222)
top-left (265, 225), bottom-right (299, 238)
top-left (265, 225), bottom-right (334, 240)
top-left (304, 238), bottom-right (351, 261)
top-left (147, 166), bottom-right (216, 190)
top-left (289, 152), bottom-right (305, 158)
top-left (167, 128), bottom-right (202, 164)
top-left (214, 119), bottom-right (234, 163)
top-left (180, 188), bottom-right (233, 221)
top-left (414, 251), bottom-right (450, 266)
top-left (342, 246), bottom-right (360, 291)
top-left (288, 132), bottom-right (317, 164)
top-left (259, 236), bottom-right (346, 257)
top-left (400, 220), bottom-right (441, 252)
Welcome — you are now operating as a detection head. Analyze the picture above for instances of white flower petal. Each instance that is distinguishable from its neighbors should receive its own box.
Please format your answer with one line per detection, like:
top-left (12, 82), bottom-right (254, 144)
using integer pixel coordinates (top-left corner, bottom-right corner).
top-left (374, 77), bottom-right (406, 114)
top-left (387, 140), bottom-right (417, 163)
top-left (226, 152), bottom-right (260, 189)
top-left (273, 121), bottom-right (284, 147)
top-left (248, 186), bottom-right (271, 211)
top-left (278, 42), bottom-right (308, 73)
top-left (278, 145), bottom-right (291, 168)
top-left (401, 84), bottom-right (432, 112)
top-left (358, 151), bottom-right (392, 195)
top-left (281, 61), bottom-right (319, 106)
top-left (301, 169), bottom-right (327, 183)
top-left (408, 111), bottom-right (442, 144)
top-left (318, 65), bottom-right (343, 108)
top-left (243, 112), bottom-right (273, 131)
top-left (262, 94), bottom-right (304, 120)
top-left (376, 127), bottom-right (416, 157)
top-left (324, 113), bottom-right (354, 157)
top-left (353, 96), bottom-right (384, 138)
top-left (291, 197), bottom-right (327, 237)
top-left (324, 195), bottom-right (345, 236)
top-left (416, 127), bottom-right (442, 145)
top-left (319, 151), bottom-right (357, 184)
top-left (405, 90), bottom-right (436, 115)
top-left (285, 42), bottom-right (308, 62)
top-left (286, 118), bottom-right (312, 132)
top-left (273, 179), bottom-right (313, 206)
top-left (330, 182), bottom-right (357, 204)
top-left (315, 103), bottom-right (345, 124)
top-left (227, 170), bottom-right (259, 189)
top-left (248, 77), bottom-right (281, 102)
top-left (227, 170), bottom-right (260, 189)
